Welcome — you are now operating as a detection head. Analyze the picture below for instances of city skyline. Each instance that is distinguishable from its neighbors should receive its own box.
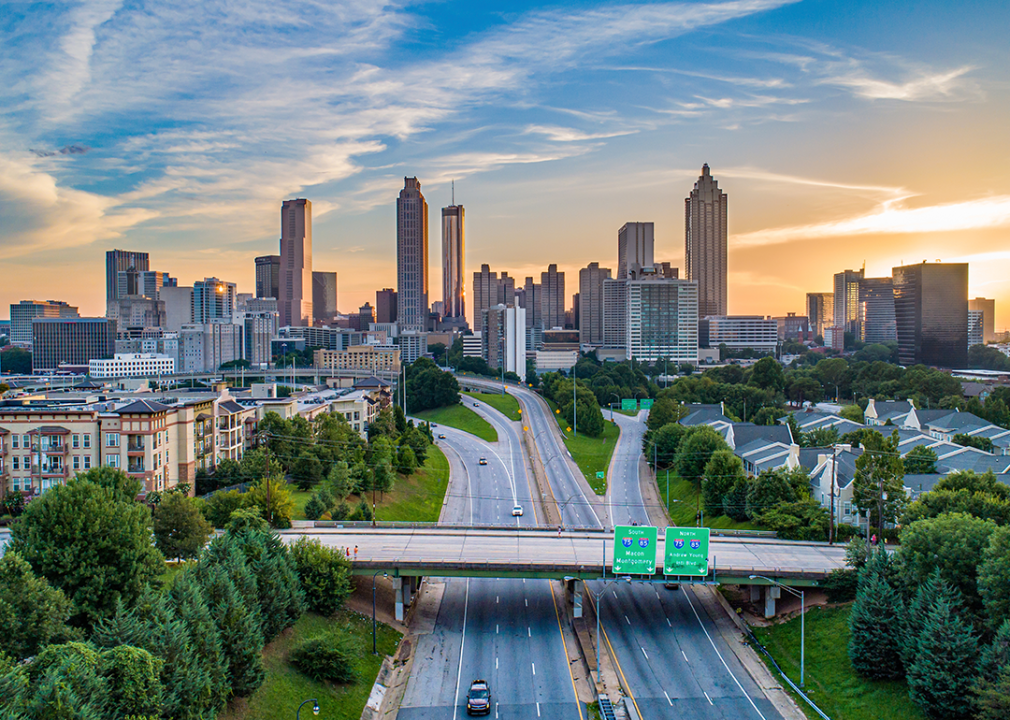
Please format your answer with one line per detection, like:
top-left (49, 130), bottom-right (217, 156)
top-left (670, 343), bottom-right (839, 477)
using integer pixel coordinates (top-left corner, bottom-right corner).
top-left (2, 1), bottom-right (1009, 325)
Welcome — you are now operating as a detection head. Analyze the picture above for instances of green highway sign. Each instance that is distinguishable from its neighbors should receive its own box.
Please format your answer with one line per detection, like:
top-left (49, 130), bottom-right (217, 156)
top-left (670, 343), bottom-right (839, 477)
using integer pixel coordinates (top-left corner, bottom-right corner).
top-left (640, 399), bottom-right (654, 410)
top-left (613, 525), bottom-right (657, 575)
top-left (663, 527), bottom-right (711, 577)
top-left (596, 471), bottom-right (605, 479)
top-left (621, 398), bottom-right (638, 411)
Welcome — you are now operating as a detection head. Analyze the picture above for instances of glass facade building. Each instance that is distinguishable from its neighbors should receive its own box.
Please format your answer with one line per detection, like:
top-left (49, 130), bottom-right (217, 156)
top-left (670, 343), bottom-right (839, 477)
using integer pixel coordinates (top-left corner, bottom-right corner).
top-left (626, 278), bottom-right (698, 362)
top-left (892, 262), bottom-right (968, 368)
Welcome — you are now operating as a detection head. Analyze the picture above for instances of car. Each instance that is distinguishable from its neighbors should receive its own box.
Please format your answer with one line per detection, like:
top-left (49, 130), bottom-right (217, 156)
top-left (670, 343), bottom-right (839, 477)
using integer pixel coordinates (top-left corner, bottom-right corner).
top-left (473, 402), bottom-right (479, 407)
top-left (512, 505), bottom-right (523, 517)
top-left (466, 680), bottom-right (491, 715)
top-left (478, 457), bottom-right (488, 465)
top-left (664, 582), bottom-right (680, 591)
top-left (437, 433), bottom-right (446, 439)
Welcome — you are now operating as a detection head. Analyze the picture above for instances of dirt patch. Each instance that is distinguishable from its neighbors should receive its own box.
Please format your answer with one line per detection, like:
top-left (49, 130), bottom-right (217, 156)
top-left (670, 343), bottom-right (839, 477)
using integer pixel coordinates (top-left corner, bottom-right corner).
top-left (720, 584), bottom-right (830, 626)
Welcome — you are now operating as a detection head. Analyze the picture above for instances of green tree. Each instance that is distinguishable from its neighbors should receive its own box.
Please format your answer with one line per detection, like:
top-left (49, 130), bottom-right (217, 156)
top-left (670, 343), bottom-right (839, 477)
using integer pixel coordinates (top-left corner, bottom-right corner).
top-left (9, 474), bottom-right (163, 628)
top-left (289, 630), bottom-right (359, 683)
top-left (327, 461), bottom-right (352, 500)
top-left (98, 644), bottom-right (164, 719)
top-left (303, 494), bottom-right (328, 521)
top-left (292, 452), bottom-right (324, 491)
top-left (169, 571), bottom-right (229, 715)
top-left (899, 512), bottom-right (997, 618)
top-left (228, 529), bottom-right (305, 641)
top-left (644, 422), bottom-right (686, 469)
top-left (239, 447), bottom-right (284, 483)
top-left (0, 347), bottom-right (32, 374)
top-left (244, 475), bottom-right (295, 528)
top-left (848, 548), bottom-right (905, 679)
top-left (397, 444), bottom-right (418, 475)
top-left (722, 477), bottom-right (751, 521)
top-left (749, 356), bottom-right (785, 391)
top-left (745, 468), bottom-right (799, 521)
top-left (907, 592), bottom-right (979, 720)
top-left (839, 404), bottom-right (865, 423)
top-left (21, 641), bottom-right (105, 719)
top-left (979, 526), bottom-right (1010, 630)
top-left (407, 361), bottom-right (461, 411)
top-left (0, 551), bottom-right (76, 660)
top-left (646, 397), bottom-right (688, 433)
top-left (801, 426), bottom-right (840, 448)
top-left (701, 451), bottom-right (745, 517)
top-left (816, 358), bottom-right (848, 400)
top-left (900, 570), bottom-right (959, 670)
top-left (373, 461), bottom-right (394, 498)
top-left (201, 488), bottom-right (247, 528)
top-left (853, 430), bottom-right (906, 538)
top-left (675, 426), bottom-right (730, 485)
top-left (954, 433), bottom-right (995, 453)
top-left (758, 499), bottom-right (830, 541)
top-left (903, 445), bottom-right (939, 474)
top-left (972, 620), bottom-right (1010, 720)
top-left (153, 493), bottom-right (213, 561)
top-left (290, 537), bottom-right (352, 617)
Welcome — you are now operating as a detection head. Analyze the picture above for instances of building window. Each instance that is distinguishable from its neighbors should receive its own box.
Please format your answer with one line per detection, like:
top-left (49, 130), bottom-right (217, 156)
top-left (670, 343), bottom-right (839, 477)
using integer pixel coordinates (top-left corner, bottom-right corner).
top-left (106, 433), bottom-right (120, 448)
top-left (73, 456), bottom-right (80, 470)
top-left (12, 457), bottom-right (19, 471)
top-left (12, 436), bottom-right (19, 449)
top-left (84, 456), bottom-right (91, 470)
top-left (83, 434), bottom-right (91, 449)
top-left (843, 502), bottom-right (853, 516)
top-left (107, 454), bottom-right (120, 468)
top-left (72, 434), bottom-right (80, 449)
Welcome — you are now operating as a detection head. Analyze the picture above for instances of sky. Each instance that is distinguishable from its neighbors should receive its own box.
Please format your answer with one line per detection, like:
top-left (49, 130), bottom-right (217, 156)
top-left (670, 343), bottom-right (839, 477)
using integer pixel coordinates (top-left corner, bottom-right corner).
top-left (2, 0), bottom-right (1009, 329)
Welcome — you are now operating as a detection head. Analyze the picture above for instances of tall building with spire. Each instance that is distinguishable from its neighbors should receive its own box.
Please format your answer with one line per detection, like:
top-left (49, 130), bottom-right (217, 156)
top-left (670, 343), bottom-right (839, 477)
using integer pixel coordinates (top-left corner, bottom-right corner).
top-left (441, 183), bottom-right (465, 325)
top-left (685, 164), bottom-right (728, 317)
top-left (397, 177), bottom-right (429, 331)
top-left (279, 199), bottom-right (312, 327)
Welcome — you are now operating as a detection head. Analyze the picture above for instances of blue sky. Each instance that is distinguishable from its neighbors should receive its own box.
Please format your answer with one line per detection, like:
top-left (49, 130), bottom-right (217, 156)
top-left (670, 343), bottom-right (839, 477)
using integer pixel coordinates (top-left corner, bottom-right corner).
top-left (2, 0), bottom-right (1009, 327)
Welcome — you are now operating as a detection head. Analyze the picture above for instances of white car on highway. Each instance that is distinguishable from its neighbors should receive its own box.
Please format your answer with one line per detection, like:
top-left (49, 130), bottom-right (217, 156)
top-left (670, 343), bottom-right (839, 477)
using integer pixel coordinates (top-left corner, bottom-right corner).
top-left (511, 505), bottom-right (523, 517)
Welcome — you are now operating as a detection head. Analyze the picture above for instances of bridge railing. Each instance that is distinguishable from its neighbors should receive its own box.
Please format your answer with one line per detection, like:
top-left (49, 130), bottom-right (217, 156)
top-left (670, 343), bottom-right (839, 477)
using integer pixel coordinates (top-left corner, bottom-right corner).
top-left (311, 520), bottom-right (604, 531)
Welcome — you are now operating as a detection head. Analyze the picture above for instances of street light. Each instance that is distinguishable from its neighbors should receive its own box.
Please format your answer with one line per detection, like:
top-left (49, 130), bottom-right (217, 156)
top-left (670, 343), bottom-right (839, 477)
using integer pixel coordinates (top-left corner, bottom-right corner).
top-left (296, 699), bottom-right (320, 718)
top-left (372, 570), bottom-right (388, 654)
top-left (750, 575), bottom-right (805, 687)
top-left (610, 393), bottom-right (620, 421)
top-left (586, 539), bottom-right (631, 682)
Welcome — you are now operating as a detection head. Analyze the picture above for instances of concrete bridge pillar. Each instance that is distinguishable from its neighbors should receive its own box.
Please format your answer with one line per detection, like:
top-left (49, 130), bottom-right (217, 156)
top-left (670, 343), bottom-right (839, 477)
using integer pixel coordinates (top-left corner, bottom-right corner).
top-left (393, 578), bottom-right (405, 622)
top-left (573, 579), bottom-right (583, 619)
top-left (750, 584), bottom-right (762, 603)
top-left (764, 585), bottom-right (781, 619)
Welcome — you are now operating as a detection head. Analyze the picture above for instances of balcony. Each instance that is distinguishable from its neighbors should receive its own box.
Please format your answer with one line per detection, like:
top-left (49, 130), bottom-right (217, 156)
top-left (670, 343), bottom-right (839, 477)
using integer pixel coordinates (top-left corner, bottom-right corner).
top-left (127, 458), bottom-right (146, 474)
top-left (127, 436), bottom-right (146, 453)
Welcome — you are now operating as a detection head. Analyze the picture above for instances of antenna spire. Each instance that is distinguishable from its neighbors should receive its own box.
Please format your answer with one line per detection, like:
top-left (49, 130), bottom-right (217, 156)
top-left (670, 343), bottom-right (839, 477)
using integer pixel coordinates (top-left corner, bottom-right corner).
top-left (452, 179), bottom-right (455, 206)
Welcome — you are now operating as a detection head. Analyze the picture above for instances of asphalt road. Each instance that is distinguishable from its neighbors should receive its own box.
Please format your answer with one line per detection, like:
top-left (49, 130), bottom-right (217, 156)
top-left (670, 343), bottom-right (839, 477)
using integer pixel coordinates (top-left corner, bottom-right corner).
top-left (592, 411), bottom-right (786, 720)
top-left (397, 399), bottom-right (585, 720)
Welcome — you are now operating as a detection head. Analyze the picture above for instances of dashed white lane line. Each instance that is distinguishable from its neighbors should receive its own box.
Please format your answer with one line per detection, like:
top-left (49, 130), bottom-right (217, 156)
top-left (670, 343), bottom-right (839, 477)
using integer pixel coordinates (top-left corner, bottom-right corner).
top-left (532, 662), bottom-right (536, 676)
top-left (496, 657), bottom-right (499, 670)
top-left (496, 624), bottom-right (499, 634)
top-left (704, 691), bottom-right (714, 706)
top-left (682, 650), bottom-right (689, 662)
top-left (528, 627), bottom-right (531, 637)
top-left (625, 615), bottom-right (631, 625)
top-left (641, 647), bottom-right (649, 660)
top-left (664, 691), bottom-right (673, 706)
top-left (666, 617), bottom-right (672, 627)
top-left (536, 702), bottom-right (541, 717)
top-left (525, 598), bottom-right (529, 607)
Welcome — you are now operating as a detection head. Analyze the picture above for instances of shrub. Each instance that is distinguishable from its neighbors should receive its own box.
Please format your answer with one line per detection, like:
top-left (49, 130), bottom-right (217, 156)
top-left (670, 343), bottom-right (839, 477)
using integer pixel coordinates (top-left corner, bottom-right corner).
top-left (822, 568), bottom-right (859, 603)
top-left (304, 495), bottom-right (328, 521)
top-left (289, 630), bottom-right (359, 683)
top-left (289, 537), bottom-right (352, 616)
top-left (202, 489), bottom-right (247, 529)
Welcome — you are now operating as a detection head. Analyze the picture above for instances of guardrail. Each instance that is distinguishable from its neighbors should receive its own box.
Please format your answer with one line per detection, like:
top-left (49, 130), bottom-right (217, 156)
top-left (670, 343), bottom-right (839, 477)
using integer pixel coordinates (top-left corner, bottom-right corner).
top-left (308, 521), bottom-right (604, 532)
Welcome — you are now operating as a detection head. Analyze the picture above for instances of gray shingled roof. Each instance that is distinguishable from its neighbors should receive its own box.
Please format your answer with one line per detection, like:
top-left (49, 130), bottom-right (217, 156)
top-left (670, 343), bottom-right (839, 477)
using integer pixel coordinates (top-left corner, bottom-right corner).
top-left (116, 399), bottom-right (171, 414)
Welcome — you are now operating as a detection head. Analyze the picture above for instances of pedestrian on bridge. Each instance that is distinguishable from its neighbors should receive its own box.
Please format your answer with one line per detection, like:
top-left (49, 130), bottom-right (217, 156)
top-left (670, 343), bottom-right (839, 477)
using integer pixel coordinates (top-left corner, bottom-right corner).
top-left (354, 545), bottom-right (359, 560)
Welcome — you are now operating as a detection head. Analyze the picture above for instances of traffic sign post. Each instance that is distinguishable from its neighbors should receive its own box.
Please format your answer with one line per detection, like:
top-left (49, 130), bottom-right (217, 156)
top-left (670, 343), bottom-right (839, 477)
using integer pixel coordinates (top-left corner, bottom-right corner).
top-left (596, 471), bottom-right (605, 480)
top-left (640, 398), bottom-right (654, 410)
top-left (613, 525), bottom-right (657, 574)
top-left (621, 398), bottom-right (638, 411)
top-left (663, 527), bottom-right (711, 577)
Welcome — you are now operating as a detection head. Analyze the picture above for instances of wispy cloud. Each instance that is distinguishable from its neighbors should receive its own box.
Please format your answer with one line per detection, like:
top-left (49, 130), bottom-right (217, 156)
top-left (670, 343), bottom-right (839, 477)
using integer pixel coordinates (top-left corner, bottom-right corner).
top-left (821, 65), bottom-right (976, 101)
top-left (524, 125), bottom-right (639, 142)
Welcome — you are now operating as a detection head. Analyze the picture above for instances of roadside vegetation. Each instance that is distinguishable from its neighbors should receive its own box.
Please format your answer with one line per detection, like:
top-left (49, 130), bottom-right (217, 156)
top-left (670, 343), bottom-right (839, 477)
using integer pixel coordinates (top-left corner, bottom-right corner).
top-left (413, 403), bottom-right (497, 443)
top-left (464, 389), bottom-right (522, 421)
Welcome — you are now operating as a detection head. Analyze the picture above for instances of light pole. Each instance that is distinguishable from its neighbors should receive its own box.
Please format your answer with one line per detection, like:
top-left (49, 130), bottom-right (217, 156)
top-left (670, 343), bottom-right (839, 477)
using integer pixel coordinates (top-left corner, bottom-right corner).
top-left (296, 699), bottom-right (320, 718)
top-left (750, 575), bottom-right (805, 687)
top-left (372, 570), bottom-right (388, 654)
top-left (587, 539), bottom-right (630, 681)
top-left (610, 393), bottom-right (620, 421)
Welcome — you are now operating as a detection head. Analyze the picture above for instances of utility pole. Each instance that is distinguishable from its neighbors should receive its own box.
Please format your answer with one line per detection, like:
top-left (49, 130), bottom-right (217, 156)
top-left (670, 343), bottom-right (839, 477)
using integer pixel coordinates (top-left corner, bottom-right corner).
top-left (829, 446), bottom-right (837, 544)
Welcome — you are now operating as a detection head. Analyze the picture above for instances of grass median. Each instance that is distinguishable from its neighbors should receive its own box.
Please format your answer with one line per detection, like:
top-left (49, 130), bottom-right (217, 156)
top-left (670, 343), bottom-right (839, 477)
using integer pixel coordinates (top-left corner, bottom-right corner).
top-left (751, 604), bottom-right (925, 720)
top-left (413, 403), bottom-right (498, 443)
top-left (219, 610), bottom-right (401, 720)
top-left (463, 390), bottom-right (522, 421)
top-left (546, 399), bottom-right (618, 495)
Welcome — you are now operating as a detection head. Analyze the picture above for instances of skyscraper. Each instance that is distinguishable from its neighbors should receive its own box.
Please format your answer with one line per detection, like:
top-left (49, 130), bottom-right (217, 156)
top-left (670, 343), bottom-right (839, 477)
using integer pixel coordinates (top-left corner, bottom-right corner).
top-left (312, 271), bottom-right (338, 324)
top-left (579, 262), bottom-right (612, 345)
top-left (618, 223), bottom-right (654, 279)
top-left (523, 277), bottom-right (542, 330)
top-left (397, 178), bottom-right (428, 331)
top-left (626, 277), bottom-right (699, 363)
top-left (473, 264), bottom-right (498, 325)
top-left (192, 278), bottom-right (237, 324)
top-left (833, 269), bottom-right (864, 337)
top-left (806, 292), bottom-right (834, 338)
top-left (106, 250), bottom-right (149, 301)
top-left (255, 255), bottom-right (281, 299)
top-left (859, 277), bottom-right (896, 344)
top-left (280, 199), bottom-right (313, 328)
top-left (31, 318), bottom-right (114, 373)
top-left (442, 202), bottom-right (465, 323)
top-left (892, 262), bottom-right (968, 368)
top-left (969, 298), bottom-right (996, 343)
top-left (685, 165), bottom-right (728, 317)
top-left (498, 272), bottom-right (516, 307)
top-left (541, 264), bottom-right (565, 330)
top-left (376, 288), bottom-right (398, 324)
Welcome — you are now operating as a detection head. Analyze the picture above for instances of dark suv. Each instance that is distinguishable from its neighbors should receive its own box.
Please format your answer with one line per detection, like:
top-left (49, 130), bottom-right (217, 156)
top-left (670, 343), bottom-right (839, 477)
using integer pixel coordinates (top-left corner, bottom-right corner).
top-left (466, 679), bottom-right (491, 715)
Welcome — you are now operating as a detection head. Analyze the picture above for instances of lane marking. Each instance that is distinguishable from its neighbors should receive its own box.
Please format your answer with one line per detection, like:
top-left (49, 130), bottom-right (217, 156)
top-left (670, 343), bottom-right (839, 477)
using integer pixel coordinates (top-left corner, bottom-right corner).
top-left (536, 702), bottom-right (541, 717)
top-left (496, 624), bottom-right (499, 634)
top-left (666, 617), bottom-right (672, 627)
top-left (664, 691), bottom-right (673, 706)
top-left (532, 662), bottom-right (536, 676)
top-left (625, 615), bottom-right (631, 625)
top-left (641, 647), bottom-right (649, 660)
top-left (549, 580), bottom-right (586, 720)
top-left (682, 650), bottom-right (689, 662)
top-left (526, 598), bottom-right (529, 607)
top-left (451, 578), bottom-right (471, 720)
top-left (496, 657), bottom-right (499, 670)
top-left (587, 591), bottom-right (643, 719)
top-left (683, 587), bottom-right (767, 720)
top-left (704, 691), bottom-right (714, 706)
top-left (528, 626), bottom-right (531, 637)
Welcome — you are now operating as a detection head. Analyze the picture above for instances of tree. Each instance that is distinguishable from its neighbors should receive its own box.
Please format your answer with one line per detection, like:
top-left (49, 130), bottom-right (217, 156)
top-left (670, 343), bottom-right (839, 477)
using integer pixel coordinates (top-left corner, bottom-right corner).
top-left (98, 644), bottom-right (165, 719)
top-left (907, 592), bottom-right (979, 720)
top-left (0, 551), bottom-right (76, 660)
top-left (816, 357), bottom-right (848, 399)
top-left (901, 570), bottom-right (959, 670)
top-left (244, 475), bottom-right (295, 529)
top-left (169, 571), bottom-right (229, 715)
top-left (292, 452), bottom-right (324, 491)
top-left (400, 424), bottom-right (430, 465)
top-left (9, 474), bottom-right (163, 628)
top-left (290, 537), bottom-right (352, 617)
top-left (644, 423), bottom-right (686, 469)
top-left (675, 426), bottom-right (730, 485)
top-left (787, 375), bottom-right (822, 406)
top-left (407, 363), bottom-right (461, 411)
top-left (801, 426), bottom-right (840, 448)
top-left (327, 461), bottom-right (352, 500)
top-left (0, 347), bottom-right (32, 374)
top-left (954, 433), bottom-right (995, 453)
top-left (397, 444), bottom-right (418, 475)
top-left (722, 477), bottom-right (751, 521)
top-left (979, 526), bottom-right (1010, 630)
top-left (701, 451), bottom-right (745, 517)
top-left (646, 397), bottom-right (688, 433)
top-left (373, 461), bottom-right (394, 498)
top-left (839, 404), bottom-right (864, 423)
top-left (153, 493), bottom-right (213, 561)
top-left (303, 494), bottom-right (328, 521)
top-left (848, 548), bottom-right (905, 679)
top-left (903, 445), bottom-right (939, 474)
top-left (227, 528), bottom-right (305, 641)
top-left (239, 447), bottom-right (284, 483)
top-left (745, 468), bottom-right (799, 521)
top-left (20, 641), bottom-right (105, 718)
top-left (972, 620), bottom-right (1010, 720)
top-left (852, 430), bottom-right (906, 538)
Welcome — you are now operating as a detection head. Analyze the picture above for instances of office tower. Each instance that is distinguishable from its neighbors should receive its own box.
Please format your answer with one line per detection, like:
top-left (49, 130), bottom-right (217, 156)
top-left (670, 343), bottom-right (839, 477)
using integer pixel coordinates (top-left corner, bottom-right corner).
top-left (359, 303), bottom-right (376, 329)
top-left (806, 292), bottom-right (834, 338)
top-left (700, 316), bottom-right (778, 354)
top-left (31, 318), bottom-right (114, 373)
top-left (523, 277), bottom-right (542, 330)
top-left (160, 286), bottom-right (193, 332)
top-left (892, 262), bottom-right (968, 368)
top-left (280, 199), bottom-right (313, 328)
top-left (116, 270), bottom-right (170, 300)
top-left (376, 288), bottom-right (398, 324)
top-left (481, 304), bottom-right (527, 381)
top-left (626, 277), bottom-right (699, 363)
top-left (859, 277), bottom-right (897, 344)
top-left (106, 250), bottom-right (149, 301)
top-left (180, 322), bottom-right (243, 373)
top-left (442, 202), bottom-right (465, 322)
top-left (397, 178), bottom-right (428, 331)
top-left (473, 264), bottom-right (498, 325)
top-left (579, 262), bottom-right (612, 345)
top-left (572, 293), bottom-right (580, 332)
top-left (10, 300), bottom-right (79, 346)
top-left (256, 255), bottom-right (281, 299)
top-left (244, 310), bottom-right (278, 366)
top-left (498, 272), bottom-right (516, 307)
top-left (312, 271), bottom-right (338, 324)
top-left (541, 264), bottom-right (565, 330)
top-left (685, 165), bottom-right (728, 317)
top-left (192, 278), bottom-right (237, 324)
top-left (107, 296), bottom-right (166, 336)
top-left (603, 279), bottom-right (627, 350)
top-left (618, 223), bottom-right (655, 279)
top-left (969, 310), bottom-right (984, 349)
top-left (656, 262), bottom-right (679, 279)
top-left (833, 269), bottom-right (864, 337)
top-left (969, 298), bottom-right (996, 343)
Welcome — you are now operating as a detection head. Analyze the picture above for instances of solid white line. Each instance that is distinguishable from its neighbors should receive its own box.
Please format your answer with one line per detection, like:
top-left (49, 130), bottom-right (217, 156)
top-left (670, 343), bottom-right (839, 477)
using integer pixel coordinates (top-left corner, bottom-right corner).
top-left (532, 662), bottom-right (536, 676)
top-left (497, 596), bottom-right (499, 603)
top-left (682, 650), bottom-right (689, 662)
top-left (704, 691), bottom-right (714, 706)
top-left (496, 624), bottom-right (499, 634)
top-left (528, 626), bottom-right (531, 637)
top-left (683, 588), bottom-right (767, 720)
top-left (664, 691), bottom-right (673, 706)
top-left (495, 703), bottom-right (499, 719)
top-left (496, 657), bottom-right (499, 670)
top-left (641, 647), bottom-right (649, 660)
top-left (451, 578), bottom-right (471, 720)
top-left (536, 702), bottom-right (541, 717)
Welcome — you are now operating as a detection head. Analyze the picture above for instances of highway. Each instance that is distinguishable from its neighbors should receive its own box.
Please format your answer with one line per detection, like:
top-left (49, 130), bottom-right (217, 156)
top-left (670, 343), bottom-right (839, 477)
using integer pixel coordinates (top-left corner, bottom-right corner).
top-left (396, 397), bottom-right (586, 719)
top-left (591, 410), bottom-right (787, 719)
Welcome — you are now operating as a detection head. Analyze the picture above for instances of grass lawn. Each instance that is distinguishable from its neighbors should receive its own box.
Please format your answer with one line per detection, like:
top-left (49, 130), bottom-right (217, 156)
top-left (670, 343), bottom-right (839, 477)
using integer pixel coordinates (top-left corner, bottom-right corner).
top-left (413, 403), bottom-right (497, 443)
top-left (464, 390), bottom-right (522, 421)
top-left (546, 399), bottom-right (619, 495)
top-left (289, 489), bottom-right (313, 520)
top-left (752, 604), bottom-right (926, 720)
top-left (655, 468), bottom-right (761, 530)
top-left (219, 610), bottom-right (402, 720)
top-left (345, 446), bottom-right (450, 523)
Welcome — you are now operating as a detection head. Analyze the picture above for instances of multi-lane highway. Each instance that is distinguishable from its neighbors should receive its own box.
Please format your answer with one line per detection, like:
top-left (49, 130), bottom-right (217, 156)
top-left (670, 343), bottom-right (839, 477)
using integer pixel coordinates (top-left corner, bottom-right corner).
top-left (397, 397), bottom-right (586, 719)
